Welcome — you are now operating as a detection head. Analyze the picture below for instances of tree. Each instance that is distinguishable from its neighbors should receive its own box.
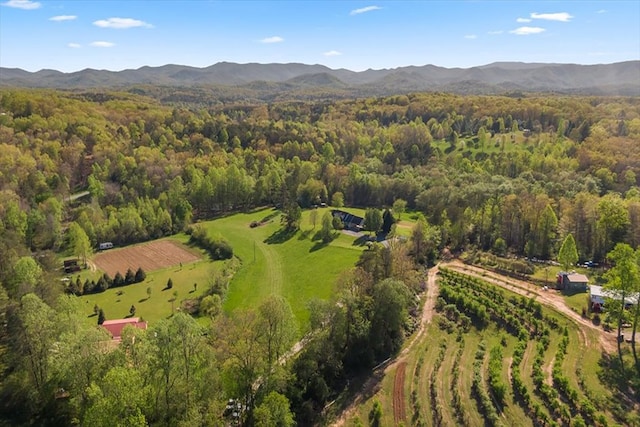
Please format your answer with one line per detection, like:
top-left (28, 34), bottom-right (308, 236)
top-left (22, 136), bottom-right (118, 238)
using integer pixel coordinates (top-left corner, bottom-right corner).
top-left (558, 233), bottom-right (579, 271)
top-left (604, 243), bottom-right (638, 370)
top-left (167, 278), bottom-right (173, 289)
top-left (410, 214), bottom-right (441, 265)
top-left (130, 305), bottom-right (136, 316)
top-left (200, 294), bottom-right (222, 318)
top-left (320, 211), bottom-right (333, 243)
top-left (258, 295), bottom-right (297, 368)
top-left (369, 279), bottom-right (410, 359)
top-left (125, 268), bottom-right (136, 284)
top-left (254, 392), bottom-right (295, 427)
top-left (146, 287), bottom-right (152, 299)
top-left (10, 256), bottom-right (43, 297)
top-left (364, 208), bottom-right (383, 236)
top-left (14, 293), bottom-right (57, 399)
top-left (392, 199), bottom-right (407, 220)
top-left (331, 192), bottom-right (344, 208)
top-left (281, 201), bottom-right (302, 232)
top-left (309, 209), bottom-right (318, 230)
top-left (84, 367), bottom-right (148, 427)
top-left (67, 221), bottom-right (92, 267)
top-left (381, 209), bottom-right (395, 235)
top-left (98, 308), bottom-right (106, 325)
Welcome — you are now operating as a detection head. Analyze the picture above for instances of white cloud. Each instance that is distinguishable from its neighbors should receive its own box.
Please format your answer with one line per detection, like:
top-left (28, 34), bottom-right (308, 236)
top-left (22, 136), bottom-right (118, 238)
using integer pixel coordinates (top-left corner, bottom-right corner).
top-left (90, 41), bottom-right (115, 47)
top-left (597, 9), bottom-right (606, 14)
top-left (350, 5), bottom-right (381, 15)
top-left (530, 12), bottom-right (573, 22)
top-left (464, 34), bottom-right (477, 40)
top-left (488, 30), bottom-right (503, 35)
top-left (510, 26), bottom-right (546, 35)
top-left (68, 43), bottom-right (81, 48)
top-left (323, 50), bottom-right (342, 56)
top-left (50, 15), bottom-right (77, 21)
top-left (516, 17), bottom-right (532, 23)
top-left (1, 0), bottom-right (40, 9)
top-left (93, 17), bottom-right (153, 29)
top-left (259, 36), bottom-right (284, 43)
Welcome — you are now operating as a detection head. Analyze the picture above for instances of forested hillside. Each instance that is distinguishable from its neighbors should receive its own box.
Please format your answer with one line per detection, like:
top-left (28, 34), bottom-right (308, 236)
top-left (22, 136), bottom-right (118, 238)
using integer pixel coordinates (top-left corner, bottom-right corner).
top-left (0, 88), bottom-right (639, 425)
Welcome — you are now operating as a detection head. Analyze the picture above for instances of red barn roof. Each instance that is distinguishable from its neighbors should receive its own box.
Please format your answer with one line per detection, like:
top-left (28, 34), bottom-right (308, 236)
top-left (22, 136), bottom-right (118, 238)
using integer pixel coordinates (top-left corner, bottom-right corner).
top-left (100, 317), bottom-right (147, 341)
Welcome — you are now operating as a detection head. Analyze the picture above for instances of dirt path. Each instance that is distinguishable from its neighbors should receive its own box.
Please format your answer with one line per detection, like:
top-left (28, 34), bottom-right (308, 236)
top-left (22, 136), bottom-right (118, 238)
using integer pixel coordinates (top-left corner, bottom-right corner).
top-left (393, 362), bottom-right (407, 424)
top-left (256, 240), bottom-right (284, 294)
top-left (443, 260), bottom-right (616, 354)
top-left (331, 264), bottom-right (440, 427)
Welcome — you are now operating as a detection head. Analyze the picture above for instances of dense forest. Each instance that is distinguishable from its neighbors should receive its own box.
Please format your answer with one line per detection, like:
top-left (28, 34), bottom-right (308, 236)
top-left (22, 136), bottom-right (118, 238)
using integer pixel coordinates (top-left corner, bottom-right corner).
top-left (0, 88), bottom-right (639, 425)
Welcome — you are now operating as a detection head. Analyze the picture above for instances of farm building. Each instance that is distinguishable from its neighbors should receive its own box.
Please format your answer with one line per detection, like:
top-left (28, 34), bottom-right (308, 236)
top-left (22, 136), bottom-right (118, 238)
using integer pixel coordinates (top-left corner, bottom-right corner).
top-left (100, 317), bottom-right (147, 341)
top-left (331, 209), bottom-right (364, 231)
top-left (590, 285), bottom-right (638, 312)
top-left (63, 259), bottom-right (80, 273)
top-left (556, 271), bottom-right (589, 291)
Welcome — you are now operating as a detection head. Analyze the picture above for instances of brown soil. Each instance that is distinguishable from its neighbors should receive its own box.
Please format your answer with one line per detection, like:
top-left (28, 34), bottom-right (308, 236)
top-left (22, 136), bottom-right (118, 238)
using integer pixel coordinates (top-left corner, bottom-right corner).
top-left (393, 362), bottom-right (407, 424)
top-left (93, 240), bottom-right (200, 277)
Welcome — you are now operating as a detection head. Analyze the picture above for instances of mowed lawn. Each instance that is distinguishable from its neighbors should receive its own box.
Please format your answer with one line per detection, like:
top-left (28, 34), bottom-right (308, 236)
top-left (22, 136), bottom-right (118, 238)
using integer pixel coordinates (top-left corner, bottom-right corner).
top-left (201, 207), bottom-right (366, 330)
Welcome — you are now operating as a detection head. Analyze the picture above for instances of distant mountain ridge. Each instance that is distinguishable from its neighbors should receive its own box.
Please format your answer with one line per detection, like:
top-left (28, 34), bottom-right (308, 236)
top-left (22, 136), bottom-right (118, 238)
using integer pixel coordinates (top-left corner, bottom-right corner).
top-left (1, 61), bottom-right (638, 96)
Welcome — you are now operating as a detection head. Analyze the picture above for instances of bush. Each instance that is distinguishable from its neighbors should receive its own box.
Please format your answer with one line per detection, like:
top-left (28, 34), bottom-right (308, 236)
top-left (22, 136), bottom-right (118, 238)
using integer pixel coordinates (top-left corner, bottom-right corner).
top-left (189, 225), bottom-right (234, 260)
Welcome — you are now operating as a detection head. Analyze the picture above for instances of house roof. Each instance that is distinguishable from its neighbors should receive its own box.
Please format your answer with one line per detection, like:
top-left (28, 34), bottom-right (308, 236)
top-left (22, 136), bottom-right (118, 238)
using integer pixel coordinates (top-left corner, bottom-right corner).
top-left (101, 317), bottom-right (147, 341)
top-left (566, 273), bottom-right (589, 283)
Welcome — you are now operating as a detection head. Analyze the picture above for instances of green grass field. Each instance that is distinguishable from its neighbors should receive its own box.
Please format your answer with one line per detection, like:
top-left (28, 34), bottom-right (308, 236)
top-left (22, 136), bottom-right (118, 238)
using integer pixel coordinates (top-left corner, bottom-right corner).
top-left (201, 207), bottom-right (365, 330)
top-left (78, 207), bottom-right (368, 332)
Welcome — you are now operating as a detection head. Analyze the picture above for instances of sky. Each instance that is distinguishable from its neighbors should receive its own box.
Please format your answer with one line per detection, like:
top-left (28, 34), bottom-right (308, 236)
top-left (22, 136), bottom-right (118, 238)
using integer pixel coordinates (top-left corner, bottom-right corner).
top-left (0, 0), bottom-right (639, 73)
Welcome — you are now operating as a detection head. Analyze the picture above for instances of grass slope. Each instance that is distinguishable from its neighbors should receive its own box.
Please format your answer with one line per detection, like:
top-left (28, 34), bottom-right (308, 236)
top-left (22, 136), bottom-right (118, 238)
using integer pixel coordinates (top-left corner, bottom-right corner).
top-left (199, 207), bottom-right (365, 329)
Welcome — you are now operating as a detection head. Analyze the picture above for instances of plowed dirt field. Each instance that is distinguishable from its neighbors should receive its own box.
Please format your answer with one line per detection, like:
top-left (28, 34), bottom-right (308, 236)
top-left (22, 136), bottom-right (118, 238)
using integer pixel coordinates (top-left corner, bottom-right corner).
top-left (93, 240), bottom-right (200, 277)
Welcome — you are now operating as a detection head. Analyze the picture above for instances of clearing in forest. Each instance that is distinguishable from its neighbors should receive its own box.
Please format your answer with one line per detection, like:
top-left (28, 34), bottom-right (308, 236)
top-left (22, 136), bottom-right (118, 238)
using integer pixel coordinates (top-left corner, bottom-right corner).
top-left (93, 239), bottom-right (201, 277)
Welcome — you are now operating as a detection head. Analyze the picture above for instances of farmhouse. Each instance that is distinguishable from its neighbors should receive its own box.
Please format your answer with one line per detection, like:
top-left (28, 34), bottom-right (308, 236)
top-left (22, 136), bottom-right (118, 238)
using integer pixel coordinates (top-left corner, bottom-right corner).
top-left (331, 209), bottom-right (364, 231)
top-left (100, 317), bottom-right (147, 341)
top-left (556, 271), bottom-right (589, 291)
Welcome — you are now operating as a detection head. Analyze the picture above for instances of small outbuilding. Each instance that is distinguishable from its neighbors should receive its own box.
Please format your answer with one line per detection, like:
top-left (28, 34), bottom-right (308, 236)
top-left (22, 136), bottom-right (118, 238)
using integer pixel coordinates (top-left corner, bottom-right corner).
top-left (556, 271), bottom-right (589, 291)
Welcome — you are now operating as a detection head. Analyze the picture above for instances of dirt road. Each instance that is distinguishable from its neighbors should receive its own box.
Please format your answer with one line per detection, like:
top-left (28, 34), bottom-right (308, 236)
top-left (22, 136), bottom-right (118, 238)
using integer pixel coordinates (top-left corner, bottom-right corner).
top-left (331, 264), bottom-right (440, 427)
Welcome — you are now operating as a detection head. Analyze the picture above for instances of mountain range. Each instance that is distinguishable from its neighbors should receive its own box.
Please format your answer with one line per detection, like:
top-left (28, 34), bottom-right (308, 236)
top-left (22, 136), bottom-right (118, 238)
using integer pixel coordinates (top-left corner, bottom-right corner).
top-left (1, 61), bottom-right (639, 98)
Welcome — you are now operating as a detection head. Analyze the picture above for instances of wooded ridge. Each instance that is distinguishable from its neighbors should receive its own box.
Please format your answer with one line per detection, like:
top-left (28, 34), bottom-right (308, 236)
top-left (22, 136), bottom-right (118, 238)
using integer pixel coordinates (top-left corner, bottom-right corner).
top-left (1, 60), bottom-right (638, 97)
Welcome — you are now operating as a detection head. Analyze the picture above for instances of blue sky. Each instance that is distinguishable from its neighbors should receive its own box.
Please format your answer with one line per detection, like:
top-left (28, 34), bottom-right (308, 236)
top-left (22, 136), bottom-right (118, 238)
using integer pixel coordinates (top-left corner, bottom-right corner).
top-left (1, 0), bottom-right (638, 72)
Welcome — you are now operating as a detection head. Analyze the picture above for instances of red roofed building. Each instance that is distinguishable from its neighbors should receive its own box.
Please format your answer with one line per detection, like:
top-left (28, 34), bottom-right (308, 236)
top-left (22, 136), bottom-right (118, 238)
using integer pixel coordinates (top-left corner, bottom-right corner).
top-left (100, 317), bottom-right (148, 341)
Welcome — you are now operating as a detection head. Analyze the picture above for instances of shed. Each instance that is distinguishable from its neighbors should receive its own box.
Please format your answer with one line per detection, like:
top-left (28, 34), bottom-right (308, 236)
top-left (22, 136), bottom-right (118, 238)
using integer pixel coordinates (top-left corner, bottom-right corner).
top-left (556, 271), bottom-right (588, 291)
top-left (590, 284), bottom-right (638, 312)
top-left (100, 317), bottom-right (147, 341)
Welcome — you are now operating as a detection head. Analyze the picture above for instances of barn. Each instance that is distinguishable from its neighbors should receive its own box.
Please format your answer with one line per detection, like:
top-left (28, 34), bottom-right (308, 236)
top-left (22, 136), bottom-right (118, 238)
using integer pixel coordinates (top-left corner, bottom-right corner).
top-left (556, 271), bottom-right (589, 291)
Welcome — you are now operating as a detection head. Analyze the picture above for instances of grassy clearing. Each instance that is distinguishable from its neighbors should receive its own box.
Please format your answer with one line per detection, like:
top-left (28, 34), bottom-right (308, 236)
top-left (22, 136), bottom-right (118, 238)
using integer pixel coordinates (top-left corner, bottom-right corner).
top-left (200, 207), bottom-right (364, 330)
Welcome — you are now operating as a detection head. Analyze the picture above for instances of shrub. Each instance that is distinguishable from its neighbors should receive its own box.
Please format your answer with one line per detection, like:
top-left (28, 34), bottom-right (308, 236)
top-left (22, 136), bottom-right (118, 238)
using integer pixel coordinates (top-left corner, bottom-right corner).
top-left (134, 267), bottom-right (146, 282)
